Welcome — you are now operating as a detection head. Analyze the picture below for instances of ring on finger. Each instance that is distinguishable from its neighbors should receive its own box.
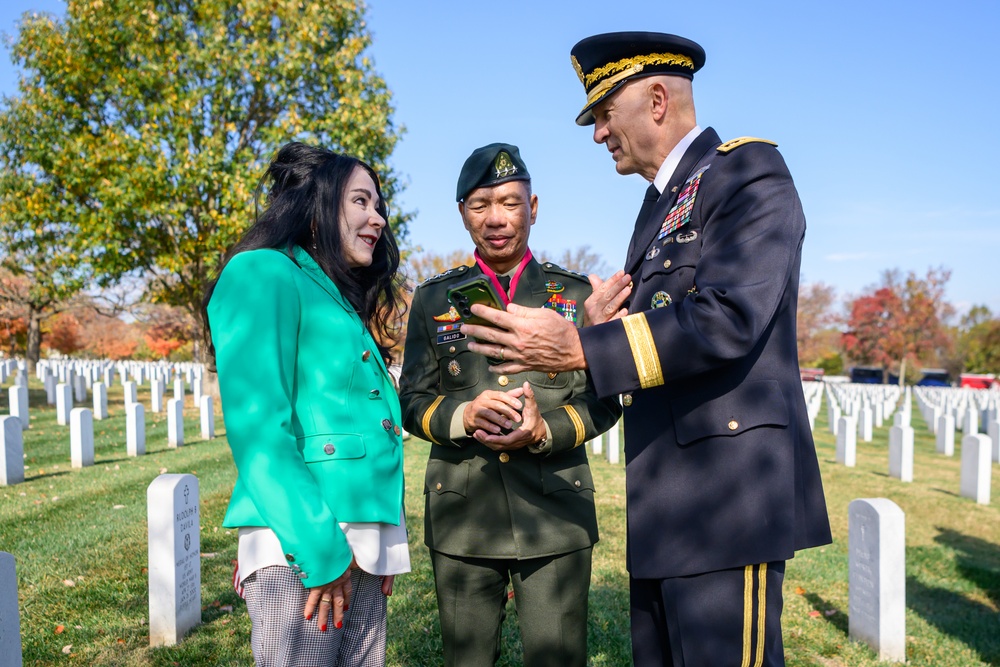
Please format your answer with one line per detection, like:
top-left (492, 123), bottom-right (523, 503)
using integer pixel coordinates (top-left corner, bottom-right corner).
top-left (499, 346), bottom-right (505, 362)
top-left (321, 595), bottom-right (332, 603)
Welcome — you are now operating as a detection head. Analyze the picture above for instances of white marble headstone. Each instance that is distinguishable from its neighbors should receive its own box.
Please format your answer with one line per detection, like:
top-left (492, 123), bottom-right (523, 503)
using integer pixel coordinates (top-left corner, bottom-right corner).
top-left (93, 382), bottom-right (108, 420)
top-left (148, 474), bottom-right (201, 647)
top-left (127, 403), bottom-right (146, 457)
top-left (888, 425), bottom-right (913, 483)
top-left (0, 552), bottom-right (23, 667)
top-left (837, 416), bottom-right (857, 467)
top-left (8, 387), bottom-right (27, 431)
top-left (70, 408), bottom-right (94, 469)
top-left (960, 434), bottom-right (991, 505)
top-left (849, 498), bottom-right (905, 662)
top-left (606, 422), bottom-right (620, 465)
top-left (0, 417), bottom-right (24, 486)
top-left (167, 398), bottom-right (184, 448)
top-left (199, 396), bottom-right (214, 441)
top-left (56, 383), bottom-right (72, 426)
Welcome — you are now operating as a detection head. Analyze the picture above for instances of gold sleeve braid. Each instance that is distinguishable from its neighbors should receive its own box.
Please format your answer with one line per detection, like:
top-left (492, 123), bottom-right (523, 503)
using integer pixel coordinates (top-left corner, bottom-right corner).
top-left (621, 313), bottom-right (664, 388)
top-left (421, 396), bottom-right (445, 445)
top-left (563, 405), bottom-right (586, 447)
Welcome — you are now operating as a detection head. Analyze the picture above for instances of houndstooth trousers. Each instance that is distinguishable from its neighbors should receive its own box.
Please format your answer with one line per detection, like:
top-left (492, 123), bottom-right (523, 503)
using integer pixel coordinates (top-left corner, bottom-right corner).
top-left (242, 565), bottom-right (387, 667)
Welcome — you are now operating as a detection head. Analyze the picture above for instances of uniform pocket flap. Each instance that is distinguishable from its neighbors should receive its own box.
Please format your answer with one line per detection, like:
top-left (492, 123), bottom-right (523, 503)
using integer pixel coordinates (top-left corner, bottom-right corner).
top-left (424, 458), bottom-right (470, 497)
top-left (300, 433), bottom-right (367, 462)
top-left (541, 463), bottom-right (595, 494)
top-left (671, 380), bottom-right (789, 446)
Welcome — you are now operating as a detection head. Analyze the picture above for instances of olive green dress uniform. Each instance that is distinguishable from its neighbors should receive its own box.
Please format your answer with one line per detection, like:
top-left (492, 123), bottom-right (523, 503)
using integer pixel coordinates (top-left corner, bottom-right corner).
top-left (400, 257), bottom-right (622, 666)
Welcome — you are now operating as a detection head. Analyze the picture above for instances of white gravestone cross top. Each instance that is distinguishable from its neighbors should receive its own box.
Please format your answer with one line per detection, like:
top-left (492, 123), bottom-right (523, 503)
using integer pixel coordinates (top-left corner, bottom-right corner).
top-left (147, 474), bottom-right (201, 647)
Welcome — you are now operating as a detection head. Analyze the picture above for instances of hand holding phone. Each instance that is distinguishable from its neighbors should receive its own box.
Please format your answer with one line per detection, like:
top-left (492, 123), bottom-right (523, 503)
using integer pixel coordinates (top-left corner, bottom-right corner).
top-left (447, 277), bottom-right (504, 326)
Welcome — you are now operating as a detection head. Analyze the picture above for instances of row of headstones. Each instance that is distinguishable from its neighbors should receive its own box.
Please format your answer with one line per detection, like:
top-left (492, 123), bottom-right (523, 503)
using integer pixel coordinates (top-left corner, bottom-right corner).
top-left (0, 395), bottom-right (216, 486)
top-left (825, 383), bottom-right (904, 441)
top-left (913, 386), bottom-right (1000, 453)
top-left (830, 390), bottom-right (994, 505)
top-left (0, 484), bottom-right (913, 660)
top-left (33, 358), bottom-right (205, 391)
top-left (0, 473), bottom-right (202, 662)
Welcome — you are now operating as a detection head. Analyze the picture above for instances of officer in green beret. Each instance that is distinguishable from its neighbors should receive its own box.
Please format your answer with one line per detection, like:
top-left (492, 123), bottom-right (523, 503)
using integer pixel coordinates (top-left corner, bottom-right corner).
top-left (399, 142), bottom-right (622, 667)
top-left (461, 33), bottom-right (833, 667)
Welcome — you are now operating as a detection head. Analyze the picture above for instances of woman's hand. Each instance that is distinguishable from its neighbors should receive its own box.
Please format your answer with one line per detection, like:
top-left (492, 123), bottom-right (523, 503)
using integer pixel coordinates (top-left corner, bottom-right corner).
top-left (304, 557), bottom-right (356, 631)
top-left (381, 574), bottom-right (395, 596)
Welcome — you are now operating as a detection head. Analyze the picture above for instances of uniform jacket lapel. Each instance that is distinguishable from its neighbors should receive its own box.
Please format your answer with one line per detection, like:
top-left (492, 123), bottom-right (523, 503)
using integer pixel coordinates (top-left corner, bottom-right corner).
top-left (291, 245), bottom-right (391, 379)
top-left (623, 127), bottom-right (721, 276)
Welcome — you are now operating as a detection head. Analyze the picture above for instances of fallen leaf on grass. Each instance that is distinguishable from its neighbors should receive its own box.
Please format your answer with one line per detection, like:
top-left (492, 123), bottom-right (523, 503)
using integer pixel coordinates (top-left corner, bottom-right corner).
top-left (113, 505), bottom-right (125, 510)
top-left (808, 610), bottom-right (821, 618)
top-left (824, 609), bottom-right (836, 616)
top-left (62, 645), bottom-right (72, 654)
top-left (795, 586), bottom-right (806, 595)
top-left (117, 638), bottom-right (125, 644)
top-left (62, 579), bottom-right (76, 587)
top-left (54, 625), bottom-right (65, 634)
top-left (220, 605), bottom-right (233, 612)
top-left (200, 552), bottom-right (219, 558)
top-left (159, 468), bottom-right (168, 474)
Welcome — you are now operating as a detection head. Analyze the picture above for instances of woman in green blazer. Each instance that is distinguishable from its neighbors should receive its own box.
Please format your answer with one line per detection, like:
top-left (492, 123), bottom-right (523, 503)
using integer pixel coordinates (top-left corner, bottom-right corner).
top-left (204, 142), bottom-right (408, 666)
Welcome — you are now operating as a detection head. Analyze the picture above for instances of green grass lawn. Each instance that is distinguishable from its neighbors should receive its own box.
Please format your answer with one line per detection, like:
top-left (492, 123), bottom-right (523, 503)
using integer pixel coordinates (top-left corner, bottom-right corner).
top-left (2, 379), bottom-right (999, 665)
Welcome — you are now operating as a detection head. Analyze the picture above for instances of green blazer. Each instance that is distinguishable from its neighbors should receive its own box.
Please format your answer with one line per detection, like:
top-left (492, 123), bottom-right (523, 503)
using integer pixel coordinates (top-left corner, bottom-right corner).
top-left (399, 257), bottom-right (622, 558)
top-left (208, 246), bottom-right (404, 588)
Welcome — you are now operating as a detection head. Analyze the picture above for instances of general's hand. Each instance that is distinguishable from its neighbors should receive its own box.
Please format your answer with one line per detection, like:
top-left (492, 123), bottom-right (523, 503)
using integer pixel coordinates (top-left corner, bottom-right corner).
top-left (474, 382), bottom-right (546, 451)
top-left (304, 557), bottom-right (356, 631)
top-left (463, 387), bottom-right (525, 435)
top-left (585, 270), bottom-right (632, 326)
top-left (463, 303), bottom-right (586, 375)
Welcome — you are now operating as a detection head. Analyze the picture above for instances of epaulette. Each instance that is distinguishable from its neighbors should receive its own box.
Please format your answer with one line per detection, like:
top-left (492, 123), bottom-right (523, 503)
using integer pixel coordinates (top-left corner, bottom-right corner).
top-left (716, 137), bottom-right (778, 154)
top-left (419, 264), bottom-right (470, 287)
top-left (540, 261), bottom-right (590, 283)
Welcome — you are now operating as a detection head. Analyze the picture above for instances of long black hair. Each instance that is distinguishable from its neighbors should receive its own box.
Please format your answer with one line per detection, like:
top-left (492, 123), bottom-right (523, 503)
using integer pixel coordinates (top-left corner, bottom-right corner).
top-left (202, 142), bottom-right (404, 363)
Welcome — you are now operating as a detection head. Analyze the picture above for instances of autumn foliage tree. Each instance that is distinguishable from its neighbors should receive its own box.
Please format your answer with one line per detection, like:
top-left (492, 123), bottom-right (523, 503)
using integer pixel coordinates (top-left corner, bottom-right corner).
top-left (5, 0), bottom-right (408, 360)
top-left (796, 281), bottom-right (841, 368)
top-left (842, 267), bottom-right (954, 383)
top-left (44, 313), bottom-right (85, 356)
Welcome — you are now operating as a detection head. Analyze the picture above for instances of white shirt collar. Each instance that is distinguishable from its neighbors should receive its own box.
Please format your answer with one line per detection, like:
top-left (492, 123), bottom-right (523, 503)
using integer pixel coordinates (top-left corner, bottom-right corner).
top-left (651, 125), bottom-right (703, 194)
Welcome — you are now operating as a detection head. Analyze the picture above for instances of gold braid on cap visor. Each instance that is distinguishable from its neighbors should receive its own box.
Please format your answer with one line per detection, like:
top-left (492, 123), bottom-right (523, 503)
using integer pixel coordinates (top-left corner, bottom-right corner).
top-left (583, 52), bottom-right (695, 106)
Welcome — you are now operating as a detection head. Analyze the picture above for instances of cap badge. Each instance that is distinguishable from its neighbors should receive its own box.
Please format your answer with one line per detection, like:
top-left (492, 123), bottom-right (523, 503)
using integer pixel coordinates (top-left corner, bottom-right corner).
top-left (494, 151), bottom-right (518, 178)
top-left (433, 306), bottom-right (462, 322)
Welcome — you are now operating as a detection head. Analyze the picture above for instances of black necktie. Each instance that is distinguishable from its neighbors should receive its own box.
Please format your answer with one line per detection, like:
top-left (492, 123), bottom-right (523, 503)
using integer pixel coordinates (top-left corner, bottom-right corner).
top-left (626, 184), bottom-right (661, 262)
top-left (497, 274), bottom-right (511, 296)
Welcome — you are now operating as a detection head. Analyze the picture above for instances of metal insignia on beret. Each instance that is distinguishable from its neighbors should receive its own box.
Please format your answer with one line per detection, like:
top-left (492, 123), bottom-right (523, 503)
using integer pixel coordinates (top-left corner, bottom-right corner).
top-left (447, 360), bottom-right (461, 377)
top-left (676, 230), bottom-right (698, 244)
top-left (645, 246), bottom-right (660, 260)
top-left (494, 151), bottom-right (518, 178)
top-left (651, 291), bottom-right (672, 308)
top-left (433, 306), bottom-right (462, 322)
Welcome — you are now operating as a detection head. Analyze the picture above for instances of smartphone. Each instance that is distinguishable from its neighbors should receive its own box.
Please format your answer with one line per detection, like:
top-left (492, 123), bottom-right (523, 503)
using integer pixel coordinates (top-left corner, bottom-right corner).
top-left (447, 276), bottom-right (504, 326)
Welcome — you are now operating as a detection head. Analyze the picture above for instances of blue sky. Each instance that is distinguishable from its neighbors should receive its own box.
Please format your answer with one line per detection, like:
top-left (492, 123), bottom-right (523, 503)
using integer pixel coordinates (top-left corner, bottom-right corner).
top-left (3, 1), bottom-right (999, 316)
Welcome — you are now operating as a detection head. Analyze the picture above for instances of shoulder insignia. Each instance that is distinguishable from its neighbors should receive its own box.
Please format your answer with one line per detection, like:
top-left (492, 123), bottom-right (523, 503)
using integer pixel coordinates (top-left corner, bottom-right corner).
top-left (541, 262), bottom-right (590, 283)
top-left (420, 264), bottom-right (470, 287)
top-left (716, 137), bottom-right (778, 154)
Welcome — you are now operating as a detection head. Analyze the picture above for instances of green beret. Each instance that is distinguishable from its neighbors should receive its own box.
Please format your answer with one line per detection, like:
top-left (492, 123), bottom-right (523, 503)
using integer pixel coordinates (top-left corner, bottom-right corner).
top-left (456, 142), bottom-right (530, 202)
top-left (570, 31), bottom-right (706, 126)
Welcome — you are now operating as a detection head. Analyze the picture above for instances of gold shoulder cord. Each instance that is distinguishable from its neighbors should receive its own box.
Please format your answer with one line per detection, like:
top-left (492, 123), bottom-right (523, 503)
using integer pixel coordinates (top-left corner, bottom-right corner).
top-left (717, 137), bottom-right (778, 154)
